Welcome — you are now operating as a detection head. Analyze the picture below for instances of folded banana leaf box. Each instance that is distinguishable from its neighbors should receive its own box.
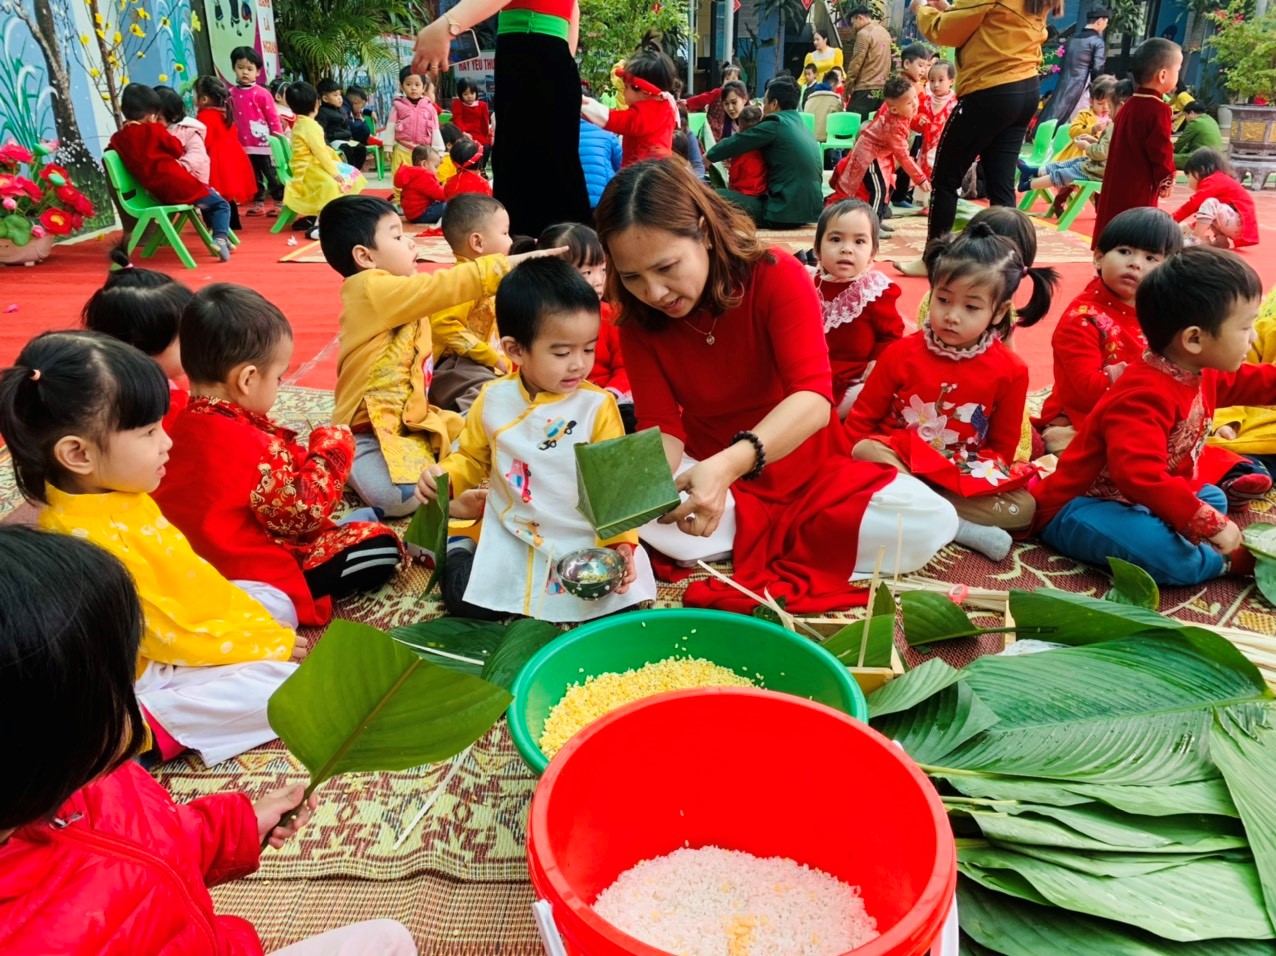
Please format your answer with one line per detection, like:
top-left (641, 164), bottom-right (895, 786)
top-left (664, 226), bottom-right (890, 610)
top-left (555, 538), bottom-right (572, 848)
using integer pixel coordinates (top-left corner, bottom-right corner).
top-left (575, 428), bottom-right (680, 539)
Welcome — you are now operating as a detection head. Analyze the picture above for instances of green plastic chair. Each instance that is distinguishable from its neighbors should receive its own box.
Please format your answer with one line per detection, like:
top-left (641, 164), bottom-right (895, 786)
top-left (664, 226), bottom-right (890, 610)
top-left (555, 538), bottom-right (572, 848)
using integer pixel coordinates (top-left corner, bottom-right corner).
top-left (822, 111), bottom-right (861, 161)
top-left (269, 134), bottom-right (300, 235)
top-left (1055, 179), bottom-right (1102, 231)
top-left (365, 116), bottom-right (386, 181)
top-left (439, 111), bottom-right (452, 126)
top-left (1049, 122), bottom-right (1074, 159)
top-left (688, 111), bottom-right (707, 139)
top-left (102, 150), bottom-right (219, 270)
top-left (800, 112), bottom-right (817, 136)
top-left (1019, 119), bottom-right (1058, 165)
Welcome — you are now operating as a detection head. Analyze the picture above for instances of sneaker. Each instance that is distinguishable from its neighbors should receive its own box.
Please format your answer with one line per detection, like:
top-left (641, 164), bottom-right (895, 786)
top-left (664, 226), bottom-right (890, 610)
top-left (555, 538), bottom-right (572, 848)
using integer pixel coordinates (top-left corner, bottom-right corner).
top-left (246, 200), bottom-right (266, 217)
top-left (265, 200), bottom-right (280, 218)
top-left (214, 237), bottom-right (231, 262)
top-left (307, 226), bottom-right (320, 240)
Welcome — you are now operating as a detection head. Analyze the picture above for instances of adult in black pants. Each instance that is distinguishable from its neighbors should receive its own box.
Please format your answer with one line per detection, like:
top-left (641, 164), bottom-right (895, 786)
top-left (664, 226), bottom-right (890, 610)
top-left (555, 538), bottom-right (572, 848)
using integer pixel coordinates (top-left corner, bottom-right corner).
top-left (413, 0), bottom-right (592, 237)
top-left (894, 0), bottom-right (1064, 276)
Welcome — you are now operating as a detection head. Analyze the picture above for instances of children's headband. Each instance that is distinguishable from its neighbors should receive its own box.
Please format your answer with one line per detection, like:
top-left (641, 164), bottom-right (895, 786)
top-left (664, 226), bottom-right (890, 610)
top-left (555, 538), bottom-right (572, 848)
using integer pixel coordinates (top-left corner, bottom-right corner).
top-left (615, 67), bottom-right (663, 98)
top-left (459, 143), bottom-right (485, 170)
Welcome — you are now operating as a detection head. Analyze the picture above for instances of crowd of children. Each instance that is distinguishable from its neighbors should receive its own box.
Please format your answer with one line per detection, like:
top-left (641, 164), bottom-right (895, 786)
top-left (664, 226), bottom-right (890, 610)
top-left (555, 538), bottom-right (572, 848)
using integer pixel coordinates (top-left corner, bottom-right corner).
top-left (3, 21), bottom-right (1275, 953)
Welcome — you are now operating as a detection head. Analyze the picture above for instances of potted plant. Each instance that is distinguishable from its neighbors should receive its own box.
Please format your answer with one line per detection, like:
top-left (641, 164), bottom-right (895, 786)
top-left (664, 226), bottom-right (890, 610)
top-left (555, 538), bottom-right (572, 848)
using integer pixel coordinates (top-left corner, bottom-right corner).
top-left (1205, 1), bottom-right (1276, 170)
top-left (0, 141), bottom-right (96, 265)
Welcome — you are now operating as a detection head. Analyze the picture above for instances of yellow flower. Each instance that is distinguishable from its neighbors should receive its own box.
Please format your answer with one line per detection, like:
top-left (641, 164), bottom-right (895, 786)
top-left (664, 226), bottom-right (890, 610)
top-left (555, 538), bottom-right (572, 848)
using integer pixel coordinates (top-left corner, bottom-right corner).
top-left (135, 51), bottom-right (144, 58)
top-left (191, 11), bottom-right (201, 30)
top-left (95, 28), bottom-right (105, 38)
top-left (175, 63), bottom-right (185, 72)
top-left (89, 68), bottom-right (100, 77)
top-left (113, 30), bottom-right (121, 43)
top-left (94, 12), bottom-right (102, 22)
top-left (129, 23), bottom-right (144, 36)
top-left (160, 16), bottom-right (169, 26)
top-left (101, 92), bottom-right (111, 100)
top-left (158, 73), bottom-right (168, 82)
top-left (137, 8), bottom-right (149, 18)
top-left (79, 33), bottom-right (90, 44)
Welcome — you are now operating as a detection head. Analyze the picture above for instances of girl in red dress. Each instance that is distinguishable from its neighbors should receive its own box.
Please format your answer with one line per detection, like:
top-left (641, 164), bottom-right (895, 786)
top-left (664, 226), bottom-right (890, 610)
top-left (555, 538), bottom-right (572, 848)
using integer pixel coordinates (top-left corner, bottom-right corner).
top-left (444, 138), bottom-right (493, 199)
top-left (812, 199), bottom-right (904, 418)
top-left (582, 32), bottom-right (678, 168)
top-left (194, 76), bottom-right (258, 230)
top-left (596, 159), bottom-right (957, 613)
top-left (451, 78), bottom-right (492, 150)
top-left (845, 223), bottom-right (1054, 560)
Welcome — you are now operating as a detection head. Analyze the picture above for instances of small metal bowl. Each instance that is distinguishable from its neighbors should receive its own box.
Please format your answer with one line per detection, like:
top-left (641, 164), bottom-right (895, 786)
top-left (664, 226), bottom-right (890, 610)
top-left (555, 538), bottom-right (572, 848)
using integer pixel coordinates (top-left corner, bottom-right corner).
top-left (557, 548), bottom-right (626, 600)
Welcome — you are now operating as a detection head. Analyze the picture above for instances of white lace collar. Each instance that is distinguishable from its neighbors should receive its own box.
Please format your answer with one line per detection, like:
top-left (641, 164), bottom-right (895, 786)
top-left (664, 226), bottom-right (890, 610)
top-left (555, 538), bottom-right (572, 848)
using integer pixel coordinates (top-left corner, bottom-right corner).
top-left (818, 269), bottom-right (893, 332)
top-left (923, 325), bottom-right (997, 361)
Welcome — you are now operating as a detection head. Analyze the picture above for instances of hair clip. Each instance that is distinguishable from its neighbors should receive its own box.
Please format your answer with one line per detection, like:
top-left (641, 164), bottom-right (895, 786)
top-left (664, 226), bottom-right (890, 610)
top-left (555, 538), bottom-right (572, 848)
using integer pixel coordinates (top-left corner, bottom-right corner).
top-left (29, 368), bottom-right (41, 382)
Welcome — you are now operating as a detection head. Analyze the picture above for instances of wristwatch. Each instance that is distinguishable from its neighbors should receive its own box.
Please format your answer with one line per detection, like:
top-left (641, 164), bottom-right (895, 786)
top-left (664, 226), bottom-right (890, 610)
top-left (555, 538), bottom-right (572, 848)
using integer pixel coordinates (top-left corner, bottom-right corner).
top-left (444, 12), bottom-right (464, 35)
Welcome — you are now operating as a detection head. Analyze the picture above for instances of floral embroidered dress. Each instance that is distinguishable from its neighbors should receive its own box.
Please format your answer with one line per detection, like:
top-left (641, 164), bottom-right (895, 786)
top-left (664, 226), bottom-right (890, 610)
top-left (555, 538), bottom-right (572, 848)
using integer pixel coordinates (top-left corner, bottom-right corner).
top-left (914, 91), bottom-right (955, 180)
top-left (844, 328), bottom-right (1033, 496)
top-left (816, 268), bottom-right (904, 408)
top-left (154, 398), bottom-right (402, 626)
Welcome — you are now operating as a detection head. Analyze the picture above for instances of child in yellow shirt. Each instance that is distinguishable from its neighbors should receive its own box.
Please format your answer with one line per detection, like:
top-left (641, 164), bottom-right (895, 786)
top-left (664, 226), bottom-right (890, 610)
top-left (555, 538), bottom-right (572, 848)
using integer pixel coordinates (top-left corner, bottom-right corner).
top-left (1211, 287), bottom-right (1276, 472)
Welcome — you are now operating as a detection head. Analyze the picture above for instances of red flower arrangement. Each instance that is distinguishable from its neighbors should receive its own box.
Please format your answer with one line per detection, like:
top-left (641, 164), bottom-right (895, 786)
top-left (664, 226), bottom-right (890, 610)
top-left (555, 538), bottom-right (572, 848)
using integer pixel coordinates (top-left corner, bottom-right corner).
top-left (0, 140), bottom-right (94, 247)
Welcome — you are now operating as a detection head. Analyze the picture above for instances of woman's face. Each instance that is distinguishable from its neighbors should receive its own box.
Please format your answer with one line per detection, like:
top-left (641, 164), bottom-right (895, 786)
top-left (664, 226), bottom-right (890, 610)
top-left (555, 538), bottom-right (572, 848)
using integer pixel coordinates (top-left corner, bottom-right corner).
top-left (608, 226), bottom-right (712, 321)
top-left (813, 31), bottom-right (827, 50)
top-left (723, 92), bottom-right (747, 119)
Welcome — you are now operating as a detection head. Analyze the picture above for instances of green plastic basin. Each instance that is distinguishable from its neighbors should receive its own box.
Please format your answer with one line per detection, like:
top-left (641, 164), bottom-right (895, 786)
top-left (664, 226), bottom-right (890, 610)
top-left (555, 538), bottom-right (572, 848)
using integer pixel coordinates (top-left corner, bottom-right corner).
top-left (508, 608), bottom-right (867, 775)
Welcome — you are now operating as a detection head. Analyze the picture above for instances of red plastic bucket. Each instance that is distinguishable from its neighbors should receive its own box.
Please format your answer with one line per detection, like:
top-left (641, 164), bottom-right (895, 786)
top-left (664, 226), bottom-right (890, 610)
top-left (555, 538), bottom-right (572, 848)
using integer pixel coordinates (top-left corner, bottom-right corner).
top-left (527, 687), bottom-right (955, 956)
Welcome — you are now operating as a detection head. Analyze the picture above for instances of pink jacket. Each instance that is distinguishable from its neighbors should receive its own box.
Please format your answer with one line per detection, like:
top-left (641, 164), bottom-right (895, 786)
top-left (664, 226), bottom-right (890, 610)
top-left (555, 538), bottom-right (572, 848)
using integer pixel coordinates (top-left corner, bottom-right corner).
top-left (392, 95), bottom-right (440, 150)
top-left (169, 117), bottom-right (211, 184)
top-left (228, 81), bottom-right (282, 156)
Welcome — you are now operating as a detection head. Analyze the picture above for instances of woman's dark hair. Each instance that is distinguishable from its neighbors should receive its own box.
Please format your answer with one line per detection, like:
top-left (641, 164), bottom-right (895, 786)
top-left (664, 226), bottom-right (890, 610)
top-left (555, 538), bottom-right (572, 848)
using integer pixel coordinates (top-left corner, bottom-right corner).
top-left (456, 78), bottom-right (480, 98)
top-left (496, 257), bottom-right (600, 348)
top-left (441, 123), bottom-right (467, 148)
top-left (1025, 0), bottom-right (1067, 17)
top-left (1183, 100), bottom-right (1206, 116)
top-left (624, 29), bottom-right (677, 94)
top-left (722, 81), bottom-right (749, 104)
top-left (318, 194), bottom-right (398, 278)
top-left (180, 284), bottom-right (292, 384)
top-left (0, 332), bottom-right (169, 503)
top-left (153, 85), bottom-right (187, 125)
top-left (83, 246), bottom-right (192, 358)
top-left (0, 527), bottom-right (148, 830)
top-left (1096, 206), bottom-right (1183, 258)
top-left (816, 199), bottom-right (880, 256)
top-left (285, 81), bottom-right (318, 116)
top-left (923, 222), bottom-right (1055, 338)
top-left (120, 83), bottom-right (162, 121)
top-left (230, 45), bottom-right (263, 70)
top-left (763, 76), bottom-right (800, 111)
top-left (194, 75), bottom-right (234, 128)
top-left (1184, 147), bottom-right (1231, 181)
top-left (1137, 247), bottom-right (1262, 353)
top-left (595, 158), bottom-right (771, 330)
top-left (812, 28), bottom-right (827, 43)
top-left (450, 137), bottom-right (484, 170)
top-left (539, 223), bottom-right (605, 268)
top-left (316, 77), bottom-right (341, 97)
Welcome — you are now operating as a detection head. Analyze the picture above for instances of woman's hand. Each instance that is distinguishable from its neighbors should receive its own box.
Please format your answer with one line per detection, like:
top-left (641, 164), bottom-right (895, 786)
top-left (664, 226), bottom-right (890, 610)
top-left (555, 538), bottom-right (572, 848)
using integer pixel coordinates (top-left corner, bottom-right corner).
top-left (659, 449), bottom-right (748, 538)
top-left (611, 542), bottom-right (637, 594)
top-left (255, 785), bottom-right (317, 849)
top-left (415, 464), bottom-right (447, 504)
top-left (413, 18), bottom-right (454, 75)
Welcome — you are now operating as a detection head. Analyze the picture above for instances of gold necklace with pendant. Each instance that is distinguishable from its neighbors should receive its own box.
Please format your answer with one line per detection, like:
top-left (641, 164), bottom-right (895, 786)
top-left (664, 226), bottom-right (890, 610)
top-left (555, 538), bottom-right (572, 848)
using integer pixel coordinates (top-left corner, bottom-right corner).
top-left (679, 313), bottom-right (721, 345)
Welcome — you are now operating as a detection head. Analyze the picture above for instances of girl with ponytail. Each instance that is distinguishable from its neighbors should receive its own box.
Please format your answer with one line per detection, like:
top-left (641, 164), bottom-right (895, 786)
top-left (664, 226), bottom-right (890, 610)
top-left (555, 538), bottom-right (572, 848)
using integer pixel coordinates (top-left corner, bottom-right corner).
top-left (845, 220), bottom-right (1052, 561)
top-left (581, 31), bottom-right (678, 167)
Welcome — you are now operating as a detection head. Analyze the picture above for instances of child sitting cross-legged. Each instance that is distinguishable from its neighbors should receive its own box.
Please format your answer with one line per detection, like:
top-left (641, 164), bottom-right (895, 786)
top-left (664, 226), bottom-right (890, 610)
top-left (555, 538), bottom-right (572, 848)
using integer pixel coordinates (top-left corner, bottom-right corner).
top-left (429, 194), bottom-right (515, 412)
top-left (1173, 147), bottom-right (1259, 250)
top-left (394, 144), bottom-right (447, 225)
top-left (812, 199), bottom-right (904, 418)
top-left (845, 223), bottom-right (1054, 561)
top-left (416, 258), bottom-right (658, 622)
top-left (153, 284), bottom-right (403, 628)
top-left (1033, 248), bottom-right (1276, 586)
top-left (0, 333), bottom-right (303, 767)
top-left (82, 246), bottom-right (192, 432)
top-left (727, 105), bottom-right (768, 205)
top-left (0, 526), bottom-right (418, 956)
top-left (319, 195), bottom-right (553, 517)
top-left (108, 83), bottom-right (234, 262)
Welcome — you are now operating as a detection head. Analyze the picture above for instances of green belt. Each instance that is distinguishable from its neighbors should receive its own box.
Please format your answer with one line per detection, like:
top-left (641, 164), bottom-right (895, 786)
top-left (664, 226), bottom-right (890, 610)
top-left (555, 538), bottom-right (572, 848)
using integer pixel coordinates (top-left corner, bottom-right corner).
top-left (497, 8), bottom-right (570, 39)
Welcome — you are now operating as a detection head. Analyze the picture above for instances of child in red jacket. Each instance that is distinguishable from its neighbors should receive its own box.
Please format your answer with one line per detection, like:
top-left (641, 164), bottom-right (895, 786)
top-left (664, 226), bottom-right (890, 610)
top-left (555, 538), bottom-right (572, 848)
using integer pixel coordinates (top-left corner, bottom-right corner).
top-left (394, 145), bottom-right (448, 224)
top-left (451, 79), bottom-right (491, 152)
top-left (1091, 38), bottom-right (1182, 247)
top-left (581, 35), bottom-right (678, 167)
top-left (153, 284), bottom-right (403, 627)
top-left (1173, 148), bottom-right (1259, 249)
top-left (0, 526), bottom-right (417, 956)
top-left (828, 76), bottom-right (928, 224)
top-left (540, 222), bottom-right (636, 432)
top-left (728, 106), bottom-right (769, 202)
top-left (1034, 248), bottom-right (1275, 586)
top-left (109, 83), bottom-right (234, 261)
top-left (444, 138), bottom-right (492, 199)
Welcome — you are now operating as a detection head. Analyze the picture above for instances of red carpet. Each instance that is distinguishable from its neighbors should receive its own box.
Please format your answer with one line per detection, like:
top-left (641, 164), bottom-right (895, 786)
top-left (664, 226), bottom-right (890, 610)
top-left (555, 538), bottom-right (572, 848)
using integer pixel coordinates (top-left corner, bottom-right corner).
top-left (2, 182), bottom-right (1274, 392)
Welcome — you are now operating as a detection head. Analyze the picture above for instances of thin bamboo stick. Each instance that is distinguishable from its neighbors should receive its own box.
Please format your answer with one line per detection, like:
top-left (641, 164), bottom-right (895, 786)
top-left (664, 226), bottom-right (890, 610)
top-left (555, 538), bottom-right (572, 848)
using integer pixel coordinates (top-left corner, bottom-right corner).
top-left (859, 546), bottom-right (886, 668)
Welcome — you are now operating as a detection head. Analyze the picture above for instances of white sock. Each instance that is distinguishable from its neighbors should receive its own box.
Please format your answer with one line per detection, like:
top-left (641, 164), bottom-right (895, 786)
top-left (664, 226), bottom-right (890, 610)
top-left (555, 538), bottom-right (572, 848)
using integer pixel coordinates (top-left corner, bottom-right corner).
top-left (953, 519), bottom-right (1012, 561)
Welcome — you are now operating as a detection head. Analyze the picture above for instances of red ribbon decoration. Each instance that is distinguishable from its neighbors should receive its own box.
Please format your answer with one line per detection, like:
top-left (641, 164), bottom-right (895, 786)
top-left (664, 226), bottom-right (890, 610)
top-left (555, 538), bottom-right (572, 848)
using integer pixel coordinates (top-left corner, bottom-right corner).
top-left (615, 67), bottom-right (663, 98)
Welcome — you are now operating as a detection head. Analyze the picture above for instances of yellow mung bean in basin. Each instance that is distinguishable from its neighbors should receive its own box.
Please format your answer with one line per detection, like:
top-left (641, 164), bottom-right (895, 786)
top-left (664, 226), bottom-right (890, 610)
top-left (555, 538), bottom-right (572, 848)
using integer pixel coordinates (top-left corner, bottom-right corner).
top-left (538, 656), bottom-right (755, 758)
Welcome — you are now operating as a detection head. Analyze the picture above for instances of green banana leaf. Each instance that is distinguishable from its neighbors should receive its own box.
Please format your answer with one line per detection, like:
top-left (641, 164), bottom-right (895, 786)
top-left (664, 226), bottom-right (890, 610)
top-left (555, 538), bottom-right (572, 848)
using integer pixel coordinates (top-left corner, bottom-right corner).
top-left (480, 619), bottom-right (563, 690)
top-left (998, 842), bottom-right (1252, 878)
top-left (1105, 557), bottom-right (1161, 610)
top-left (403, 472), bottom-right (449, 597)
top-left (872, 680), bottom-right (999, 763)
top-left (958, 880), bottom-right (1276, 956)
top-left (1008, 588), bottom-right (1178, 644)
top-left (1242, 523), bottom-right (1276, 606)
top-left (960, 844), bottom-right (1274, 941)
top-left (1211, 703), bottom-right (1276, 930)
top-left (390, 616), bottom-right (508, 676)
top-left (929, 632), bottom-right (1271, 785)
top-left (900, 590), bottom-right (999, 645)
top-left (866, 657), bottom-right (963, 718)
top-left (267, 619), bottom-right (512, 798)
top-left (938, 772), bottom-right (1238, 818)
top-left (956, 805), bottom-right (1247, 854)
top-left (819, 583), bottom-right (895, 668)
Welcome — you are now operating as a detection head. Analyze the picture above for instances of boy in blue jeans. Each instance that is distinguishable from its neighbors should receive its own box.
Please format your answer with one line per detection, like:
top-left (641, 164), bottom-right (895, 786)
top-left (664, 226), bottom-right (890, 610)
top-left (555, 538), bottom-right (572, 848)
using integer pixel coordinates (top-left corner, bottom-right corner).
top-left (1032, 247), bottom-right (1272, 585)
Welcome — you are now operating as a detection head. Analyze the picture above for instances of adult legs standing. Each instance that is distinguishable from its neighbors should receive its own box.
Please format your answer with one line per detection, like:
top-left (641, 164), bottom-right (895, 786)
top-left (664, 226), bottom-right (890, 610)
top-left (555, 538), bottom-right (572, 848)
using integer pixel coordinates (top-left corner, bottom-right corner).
top-left (926, 77), bottom-right (1040, 244)
top-left (847, 89), bottom-right (883, 120)
top-left (493, 31), bottom-right (591, 236)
